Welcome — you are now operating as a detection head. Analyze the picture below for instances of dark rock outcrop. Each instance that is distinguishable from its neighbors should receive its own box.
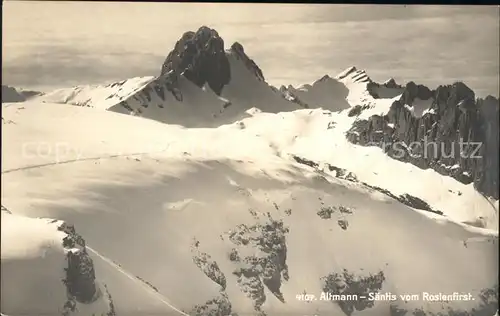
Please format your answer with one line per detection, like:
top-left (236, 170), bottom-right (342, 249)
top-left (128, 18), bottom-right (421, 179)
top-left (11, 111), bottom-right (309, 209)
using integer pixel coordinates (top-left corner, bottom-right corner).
top-left (291, 155), bottom-right (319, 169)
top-left (399, 81), bottom-right (433, 106)
top-left (58, 222), bottom-right (99, 305)
top-left (189, 291), bottom-right (235, 316)
top-left (321, 269), bottom-right (386, 316)
top-left (317, 206), bottom-right (335, 219)
top-left (367, 78), bottom-right (406, 99)
top-left (347, 82), bottom-right (499, 199)
top-left (226, 214), bottom-right (289, 312)
top-left (191, 239), bottom-right (227, 290)
top-left (360, 181), bottom-right (443, 215)
top-left (160, 26), bottom-right (231, 95)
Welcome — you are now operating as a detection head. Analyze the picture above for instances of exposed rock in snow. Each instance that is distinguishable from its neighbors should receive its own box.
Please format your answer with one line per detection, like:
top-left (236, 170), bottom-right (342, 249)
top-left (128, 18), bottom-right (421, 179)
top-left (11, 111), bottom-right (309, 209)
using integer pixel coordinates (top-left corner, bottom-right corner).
top-left (160, 26), bottom-right (231, 96)
top-left (367, 77), bottom-right (406, 99)
top-left (347, 81), bottom-right (499, 199)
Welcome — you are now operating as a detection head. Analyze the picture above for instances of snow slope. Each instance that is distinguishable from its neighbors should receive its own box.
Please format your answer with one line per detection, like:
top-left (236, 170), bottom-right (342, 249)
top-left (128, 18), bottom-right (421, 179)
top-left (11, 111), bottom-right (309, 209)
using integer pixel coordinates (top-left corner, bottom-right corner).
top-left (37, 76), bottom-right (156, 110)
top-left (0, 210), bottom-right (112, 315)
top-left (1, 101), bottom-right (498, 315)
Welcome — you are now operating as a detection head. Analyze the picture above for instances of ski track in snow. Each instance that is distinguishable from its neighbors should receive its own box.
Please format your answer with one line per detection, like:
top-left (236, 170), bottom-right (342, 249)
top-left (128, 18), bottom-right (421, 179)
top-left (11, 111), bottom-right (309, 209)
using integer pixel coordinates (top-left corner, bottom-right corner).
top-left (1, 148), bottom-right (170, 175)
top-left (86, 246), bottom-right (190, 316)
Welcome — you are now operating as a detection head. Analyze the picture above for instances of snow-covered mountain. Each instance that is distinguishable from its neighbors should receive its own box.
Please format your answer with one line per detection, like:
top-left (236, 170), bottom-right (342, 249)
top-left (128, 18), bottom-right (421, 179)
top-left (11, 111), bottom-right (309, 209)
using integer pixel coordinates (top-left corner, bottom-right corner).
top-left (1, 85), bottom-right (43, 103)
top-left (2, 26), bottom-right (498, 316)
top-left (36, 27), bottom-right (300, 128)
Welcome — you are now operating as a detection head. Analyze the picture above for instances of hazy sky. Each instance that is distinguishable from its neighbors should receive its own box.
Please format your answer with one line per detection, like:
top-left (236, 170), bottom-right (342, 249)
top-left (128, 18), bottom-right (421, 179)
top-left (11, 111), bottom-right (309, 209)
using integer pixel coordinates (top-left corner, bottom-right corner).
top-left (2, 2), bottom-right (499, 96)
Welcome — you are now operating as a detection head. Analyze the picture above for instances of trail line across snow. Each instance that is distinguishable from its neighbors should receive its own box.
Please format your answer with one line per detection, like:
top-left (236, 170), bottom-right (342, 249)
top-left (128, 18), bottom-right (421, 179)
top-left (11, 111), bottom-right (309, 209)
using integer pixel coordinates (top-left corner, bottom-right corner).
top-left (86, 246), bottom-right (191, 316)
top-left (1, 147), bottom-right (171, 175)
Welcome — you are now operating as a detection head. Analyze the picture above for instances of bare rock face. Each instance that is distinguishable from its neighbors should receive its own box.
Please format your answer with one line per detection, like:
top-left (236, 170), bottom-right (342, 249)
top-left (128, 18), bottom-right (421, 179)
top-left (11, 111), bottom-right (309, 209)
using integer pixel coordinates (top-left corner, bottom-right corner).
top-left (191, 239), bottom-right (227, 290)
top-left (189, 291), bottom-right (235, 316)
top-left (160, 26), bottom-right (231, 95)
top-left (227, 214), bottom-right (289, 313)
top-left (367, 78), bottom-right (406, 99)
top-left (158, 26), bottom-right (270, 99)
top-left (58, 222), bottom-right (100, 311)
top-left (321, 269), bottom-right (386, 316)
top-left (399, 81), bottom-right (434, 106)
top-left (347, 81), bottom-right (499, 199)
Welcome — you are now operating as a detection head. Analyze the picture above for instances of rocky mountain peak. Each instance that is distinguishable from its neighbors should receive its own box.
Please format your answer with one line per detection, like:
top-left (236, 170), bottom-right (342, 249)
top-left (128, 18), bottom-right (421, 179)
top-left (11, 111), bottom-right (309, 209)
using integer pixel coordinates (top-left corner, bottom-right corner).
top-left (383, 78), bottom-right (400, 88)
top-left (160, 26), bottom-right (231, 95)
top-left (317, 74), bottom-right (332, 83)
top-left (159, 26), bottom-right (269, 98)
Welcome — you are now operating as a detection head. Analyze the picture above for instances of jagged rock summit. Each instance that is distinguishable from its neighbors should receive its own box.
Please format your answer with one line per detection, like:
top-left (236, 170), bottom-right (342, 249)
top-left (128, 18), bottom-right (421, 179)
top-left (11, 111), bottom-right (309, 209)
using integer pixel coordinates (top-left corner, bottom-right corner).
top-left (159, 26), bottom-right (265, 97)
top-left (160, 26), bottom-right (230, 95)
top-left (348, 80), bottom-right (499, 200)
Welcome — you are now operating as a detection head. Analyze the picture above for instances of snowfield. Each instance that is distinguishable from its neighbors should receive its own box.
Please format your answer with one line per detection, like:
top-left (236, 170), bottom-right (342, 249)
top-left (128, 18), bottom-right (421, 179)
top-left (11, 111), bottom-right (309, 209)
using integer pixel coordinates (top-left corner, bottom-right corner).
top-left (1, 40), bottom-right (498, 315)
